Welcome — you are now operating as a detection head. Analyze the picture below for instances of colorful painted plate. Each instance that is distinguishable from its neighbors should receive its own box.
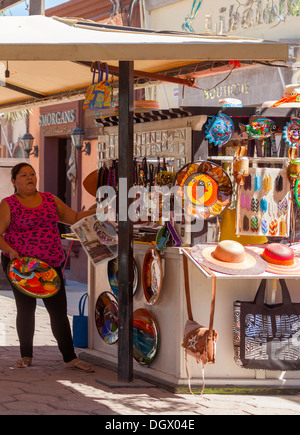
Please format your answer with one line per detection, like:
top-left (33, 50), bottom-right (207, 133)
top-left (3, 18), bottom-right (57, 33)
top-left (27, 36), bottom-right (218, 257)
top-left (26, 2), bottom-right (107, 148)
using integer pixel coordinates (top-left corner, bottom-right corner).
top-left (95, 291), bottom-right (118, 344)
top-left (142, 249), bottom-right (163, 305)
top-left (7, 256), bottom-right (61, 299)
top-left (107, 257), bottom-right (138, 298)
top-left (133, 308), bottom-right (160, 365)
top-left (174, 160), bottom-right (232, 220)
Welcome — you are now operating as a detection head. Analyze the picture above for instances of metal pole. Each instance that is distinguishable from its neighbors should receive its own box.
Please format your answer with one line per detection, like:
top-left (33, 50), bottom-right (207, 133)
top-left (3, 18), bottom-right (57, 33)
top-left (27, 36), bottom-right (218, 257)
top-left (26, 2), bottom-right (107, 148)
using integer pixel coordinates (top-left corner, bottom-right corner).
top-left (118, 61), bottom-right (134, 383)
top-left (29, 0), bottom-right (45, 15)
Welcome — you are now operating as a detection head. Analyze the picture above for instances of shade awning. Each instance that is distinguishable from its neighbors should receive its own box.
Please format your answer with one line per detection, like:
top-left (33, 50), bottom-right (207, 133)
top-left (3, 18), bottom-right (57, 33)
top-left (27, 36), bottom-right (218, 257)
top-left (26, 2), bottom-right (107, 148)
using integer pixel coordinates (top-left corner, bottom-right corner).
top-left (0, 15), bottom-right (290, 112)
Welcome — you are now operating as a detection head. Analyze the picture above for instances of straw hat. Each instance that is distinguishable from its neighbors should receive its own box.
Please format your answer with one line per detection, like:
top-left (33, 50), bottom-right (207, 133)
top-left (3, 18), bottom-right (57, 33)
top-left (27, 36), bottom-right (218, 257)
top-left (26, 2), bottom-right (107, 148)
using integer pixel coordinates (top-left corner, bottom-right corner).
top-left (83, 170), bottom-right (98, 197)
top-left (260, 243), bottom-right (300, 275)
top-left (191, 240), bottom-right (267, 275)
top-left (262, 84), bottom-right (300, 108)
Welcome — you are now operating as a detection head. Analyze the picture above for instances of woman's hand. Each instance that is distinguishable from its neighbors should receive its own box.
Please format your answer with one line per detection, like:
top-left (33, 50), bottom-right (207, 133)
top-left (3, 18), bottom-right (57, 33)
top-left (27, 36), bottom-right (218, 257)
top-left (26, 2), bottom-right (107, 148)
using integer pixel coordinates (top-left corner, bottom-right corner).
top-left (8, 248), bottom-right (21, 261)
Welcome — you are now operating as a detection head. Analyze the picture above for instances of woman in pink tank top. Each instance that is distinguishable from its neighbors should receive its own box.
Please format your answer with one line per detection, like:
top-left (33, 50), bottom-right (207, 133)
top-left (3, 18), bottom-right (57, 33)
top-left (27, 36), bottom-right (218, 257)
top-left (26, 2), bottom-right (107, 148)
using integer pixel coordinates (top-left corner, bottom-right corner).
top-left (0, 163), bottom-right (95, 372)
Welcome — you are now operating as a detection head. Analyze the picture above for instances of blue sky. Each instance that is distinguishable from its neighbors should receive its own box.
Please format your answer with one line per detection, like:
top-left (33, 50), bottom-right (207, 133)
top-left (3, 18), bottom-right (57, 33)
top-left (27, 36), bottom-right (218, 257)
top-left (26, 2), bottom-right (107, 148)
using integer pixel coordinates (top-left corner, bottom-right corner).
top-left (6, 0), bottom-right (68, 15)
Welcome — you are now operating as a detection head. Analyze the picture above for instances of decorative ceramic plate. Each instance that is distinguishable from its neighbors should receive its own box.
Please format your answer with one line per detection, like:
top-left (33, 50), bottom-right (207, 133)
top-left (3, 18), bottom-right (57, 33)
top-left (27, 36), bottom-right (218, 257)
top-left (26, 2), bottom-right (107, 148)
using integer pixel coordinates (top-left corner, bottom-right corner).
top-left (107, 257), bottom-right (139, 297)
top-left (142, 249), bottom-right (163, 305)
top-left (7, 256), bottom-right (61, 299)
top-left (133, 308), bottom-right (160, 365)
top-left (174, 160), bottom-right (232, 220)
top-left (95, 291), bottom-right (118, 344)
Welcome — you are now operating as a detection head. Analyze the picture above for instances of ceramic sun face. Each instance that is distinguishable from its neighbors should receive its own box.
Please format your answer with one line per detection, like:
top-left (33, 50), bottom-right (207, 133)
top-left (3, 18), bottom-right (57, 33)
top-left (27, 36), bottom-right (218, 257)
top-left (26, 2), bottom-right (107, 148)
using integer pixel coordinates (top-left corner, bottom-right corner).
top-left (185, 173), bottom-right (219, 207)
top-left (174, 161), bottom-right (232, 220)
top-left (205, 113), bottom-right (235, 147)
top-left (283, 118), bottom-right (300, 148)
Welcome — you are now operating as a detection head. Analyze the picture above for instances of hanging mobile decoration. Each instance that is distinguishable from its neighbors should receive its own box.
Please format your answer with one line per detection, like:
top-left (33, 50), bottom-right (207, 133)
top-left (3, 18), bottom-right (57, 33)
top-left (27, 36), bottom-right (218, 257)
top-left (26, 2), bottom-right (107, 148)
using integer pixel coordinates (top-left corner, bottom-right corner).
top-left (204, 113), bottom-right (235, 147)
top-left (282, 118), bottom-right (300, 148)
top-left (239, 117), bottom-right (276, 139)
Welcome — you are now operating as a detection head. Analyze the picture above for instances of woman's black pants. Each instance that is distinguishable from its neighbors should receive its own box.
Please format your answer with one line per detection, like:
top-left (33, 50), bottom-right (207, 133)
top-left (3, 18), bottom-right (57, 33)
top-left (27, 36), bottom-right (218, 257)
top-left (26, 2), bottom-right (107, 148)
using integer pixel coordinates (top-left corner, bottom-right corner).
top-left (1, 253), bottom-right (77, 363)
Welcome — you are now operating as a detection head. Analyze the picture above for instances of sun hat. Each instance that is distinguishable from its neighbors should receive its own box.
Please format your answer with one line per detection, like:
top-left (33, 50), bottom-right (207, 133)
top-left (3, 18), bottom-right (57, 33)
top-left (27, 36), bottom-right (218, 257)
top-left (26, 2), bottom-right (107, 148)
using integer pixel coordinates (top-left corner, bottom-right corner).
top-left (262, 84), bottom-right (300, 108)
top-left (190, 240), bottom-right (267, 275)
top-left (83, 170), bottom-right (98, 197)
top-left (260, 243), bottom-right (300, 275)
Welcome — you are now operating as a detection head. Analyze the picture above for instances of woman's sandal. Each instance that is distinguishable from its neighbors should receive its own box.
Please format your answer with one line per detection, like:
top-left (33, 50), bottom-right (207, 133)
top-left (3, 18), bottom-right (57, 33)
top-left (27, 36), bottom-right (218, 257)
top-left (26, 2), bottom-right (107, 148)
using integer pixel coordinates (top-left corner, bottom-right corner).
top-left (15, 357), bottom-right (32, 368)
top-left (65, 358), bottom-right (95, 373)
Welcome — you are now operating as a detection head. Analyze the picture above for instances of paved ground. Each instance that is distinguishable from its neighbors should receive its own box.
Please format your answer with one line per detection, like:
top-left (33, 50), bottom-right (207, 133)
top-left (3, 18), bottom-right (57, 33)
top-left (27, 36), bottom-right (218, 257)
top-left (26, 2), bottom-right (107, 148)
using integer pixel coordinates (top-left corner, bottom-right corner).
top-left (1, 284), bottom-right (300, 416)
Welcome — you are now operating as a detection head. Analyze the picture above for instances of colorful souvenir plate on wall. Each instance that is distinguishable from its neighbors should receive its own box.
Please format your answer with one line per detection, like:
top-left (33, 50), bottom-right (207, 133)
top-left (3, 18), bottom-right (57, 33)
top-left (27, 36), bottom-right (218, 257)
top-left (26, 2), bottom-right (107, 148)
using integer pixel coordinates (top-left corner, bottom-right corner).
top-left (204, 113), bottom-right (234, 146)
top-left (7, 256), bottom-right (61, 299)
top-left (95, 291), bottom-right (118, 345)
top-left (174, 160), bottom-right (232, 220)
top-left (133, 308), bottom-right (160, 365)
top-left (142, 249), bottom-right (163, 305)
top-left (283, 118), bottom-right (300, 148)
top-left (107, 257), bottom-right (139, 297)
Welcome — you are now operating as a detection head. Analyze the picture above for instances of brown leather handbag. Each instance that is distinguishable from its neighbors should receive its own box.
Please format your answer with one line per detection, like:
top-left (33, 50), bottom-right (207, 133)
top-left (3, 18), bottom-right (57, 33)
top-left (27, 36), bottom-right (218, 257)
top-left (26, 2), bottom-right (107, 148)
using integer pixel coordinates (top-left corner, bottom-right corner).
top-left (182, 253), bottom-right (218, 393)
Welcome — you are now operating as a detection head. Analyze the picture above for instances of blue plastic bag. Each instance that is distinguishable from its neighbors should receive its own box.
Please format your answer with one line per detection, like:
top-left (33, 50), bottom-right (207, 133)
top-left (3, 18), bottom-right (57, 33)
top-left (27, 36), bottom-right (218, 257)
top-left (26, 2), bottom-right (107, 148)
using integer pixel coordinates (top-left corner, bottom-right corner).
top-left (72, 292), bottom-right (88, 348)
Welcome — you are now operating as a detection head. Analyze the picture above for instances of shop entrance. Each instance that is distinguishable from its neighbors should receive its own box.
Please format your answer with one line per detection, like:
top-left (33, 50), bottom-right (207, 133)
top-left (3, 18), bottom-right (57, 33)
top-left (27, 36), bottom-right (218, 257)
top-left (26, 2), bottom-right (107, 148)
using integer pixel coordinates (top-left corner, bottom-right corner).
top-left (44, 136), bottom-right (72, 233)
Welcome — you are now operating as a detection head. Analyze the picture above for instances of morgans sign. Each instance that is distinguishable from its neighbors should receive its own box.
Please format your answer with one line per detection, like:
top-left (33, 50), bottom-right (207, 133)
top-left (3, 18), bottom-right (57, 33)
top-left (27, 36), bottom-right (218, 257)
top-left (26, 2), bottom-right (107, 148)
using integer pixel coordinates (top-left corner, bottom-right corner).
top-left (39, 109), bottom-right (76, 127)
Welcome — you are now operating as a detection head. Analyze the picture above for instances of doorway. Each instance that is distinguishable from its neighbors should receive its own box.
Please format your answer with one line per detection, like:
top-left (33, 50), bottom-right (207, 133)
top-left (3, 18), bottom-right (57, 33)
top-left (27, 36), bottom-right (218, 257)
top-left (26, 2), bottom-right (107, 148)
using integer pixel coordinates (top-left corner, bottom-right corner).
top-left (44, 136), bottom-right (72, 234)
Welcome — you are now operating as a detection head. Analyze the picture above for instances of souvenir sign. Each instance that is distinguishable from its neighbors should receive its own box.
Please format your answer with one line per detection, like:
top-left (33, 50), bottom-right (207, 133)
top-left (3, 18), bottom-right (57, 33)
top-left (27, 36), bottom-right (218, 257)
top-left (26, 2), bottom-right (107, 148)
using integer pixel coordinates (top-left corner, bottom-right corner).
top-left (236, 167), bottom-right (291, 238)
top-left (205, 113), bottom-right (234, 146)
top-left (107, 257), bottom-right (138, 297)
top-left (95, 292), bottom-right (118, 344)
top-left (283, 118), bottom-right (300, 148)
top-left (133, 308), bottom-right (160, 365)
top-left (174, 160), bottom-right (232, 220)
top-left (239, 117), bottom-right (276, 139)
top-left (7, 256), bottom-right (61, 299)
top-left (142, 249), bottom-right (163, 305)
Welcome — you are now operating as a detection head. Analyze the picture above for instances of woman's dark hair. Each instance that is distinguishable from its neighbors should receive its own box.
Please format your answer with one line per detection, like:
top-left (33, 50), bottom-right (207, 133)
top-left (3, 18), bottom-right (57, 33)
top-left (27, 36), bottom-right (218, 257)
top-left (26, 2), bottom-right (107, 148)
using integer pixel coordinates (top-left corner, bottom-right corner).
top-left (11, 163), bottom-right (36, 193)
top-left (11, 163), bottom-right (35, 180)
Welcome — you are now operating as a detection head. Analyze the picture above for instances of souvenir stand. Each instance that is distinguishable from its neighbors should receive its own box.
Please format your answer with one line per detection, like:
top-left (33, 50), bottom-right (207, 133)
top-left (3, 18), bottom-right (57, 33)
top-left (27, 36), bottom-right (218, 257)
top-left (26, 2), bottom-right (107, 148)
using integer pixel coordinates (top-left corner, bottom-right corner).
top-left (81, 101), bottom-right (300, 391)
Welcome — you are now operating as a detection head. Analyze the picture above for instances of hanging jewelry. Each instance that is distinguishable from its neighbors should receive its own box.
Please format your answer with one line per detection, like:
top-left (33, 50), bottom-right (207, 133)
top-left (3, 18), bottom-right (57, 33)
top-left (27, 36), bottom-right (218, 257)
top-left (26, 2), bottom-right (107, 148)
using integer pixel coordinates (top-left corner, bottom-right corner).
top-left (246, 195), bottom-right (251, 211)
top-left (251, 216), bottom-right (259, 232)
top-left (262, 218), bottom-right (268, 234)
top-left (275, 174), bottom-right (283, 192)
top-left (280, 219), bottom-right (287, 236)
top-left (269, 219), bottom-right (278, 236)
top-left (251, 198), bottom-right (259, 212)
top-left (254, 174), bottom-right (261, 192)
top-left (243, 215), bottom-right (249, 231)
top-left (263, 174), bottom-right (272, 194)
top-left (260, 198), bottom-right (268, 213)
top-left (244, 174), bottom-right (252, 191)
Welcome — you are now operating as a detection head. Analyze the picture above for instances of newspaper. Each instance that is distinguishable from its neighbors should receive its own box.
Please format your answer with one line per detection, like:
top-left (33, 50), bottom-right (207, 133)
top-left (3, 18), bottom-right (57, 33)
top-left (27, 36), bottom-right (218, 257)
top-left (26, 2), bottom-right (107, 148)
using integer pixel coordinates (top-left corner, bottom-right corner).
top-left (71, 214), bottom-right (117, 266)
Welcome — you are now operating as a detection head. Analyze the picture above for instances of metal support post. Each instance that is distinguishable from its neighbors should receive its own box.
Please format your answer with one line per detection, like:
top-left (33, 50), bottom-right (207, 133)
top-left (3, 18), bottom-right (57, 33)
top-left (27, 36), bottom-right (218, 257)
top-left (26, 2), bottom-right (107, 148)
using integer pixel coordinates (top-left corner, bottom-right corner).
top-left (118, 61), bottom-right (134, 383)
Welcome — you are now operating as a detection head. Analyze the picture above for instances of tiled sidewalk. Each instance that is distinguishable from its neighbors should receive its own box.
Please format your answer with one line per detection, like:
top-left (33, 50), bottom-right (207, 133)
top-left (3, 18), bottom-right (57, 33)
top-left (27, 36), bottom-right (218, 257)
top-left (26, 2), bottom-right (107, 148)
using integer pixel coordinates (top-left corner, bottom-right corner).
top-left (0, 294), bottom-right (300, 415)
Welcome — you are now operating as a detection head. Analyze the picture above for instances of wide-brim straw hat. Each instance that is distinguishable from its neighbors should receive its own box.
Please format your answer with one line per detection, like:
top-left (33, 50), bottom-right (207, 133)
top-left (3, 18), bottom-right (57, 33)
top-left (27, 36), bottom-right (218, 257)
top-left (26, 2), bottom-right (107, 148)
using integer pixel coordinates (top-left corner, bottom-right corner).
top-left (191, 240), bottom-right (267, 276)
top-left (83, 170), bottom-right (98, 197)
top-left (253, 243), bottom-right (300, 276)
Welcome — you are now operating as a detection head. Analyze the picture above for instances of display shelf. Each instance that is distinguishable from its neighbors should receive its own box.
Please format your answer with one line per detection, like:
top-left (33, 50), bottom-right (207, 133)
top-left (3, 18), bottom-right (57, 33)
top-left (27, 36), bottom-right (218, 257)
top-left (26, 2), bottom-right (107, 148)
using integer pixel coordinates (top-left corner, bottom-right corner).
top-left (180, 247), bottom-right (300, 280)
